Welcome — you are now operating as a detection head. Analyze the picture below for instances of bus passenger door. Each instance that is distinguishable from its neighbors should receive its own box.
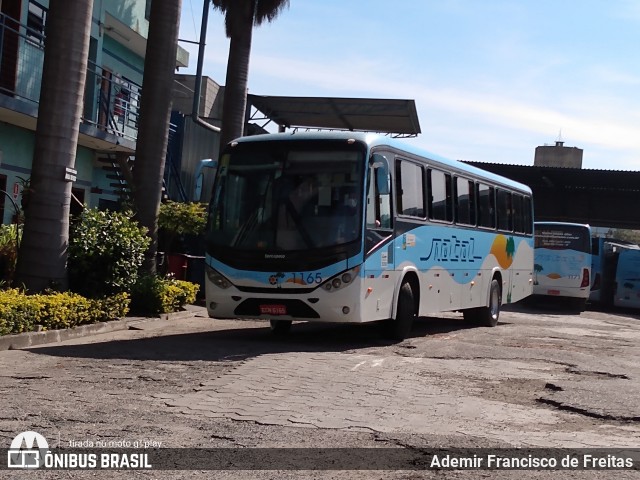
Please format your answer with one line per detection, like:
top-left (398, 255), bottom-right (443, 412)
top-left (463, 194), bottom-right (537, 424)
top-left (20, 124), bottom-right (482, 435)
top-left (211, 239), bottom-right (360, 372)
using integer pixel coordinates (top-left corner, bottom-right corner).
top-left (363, 154), bottom-right (395, 321)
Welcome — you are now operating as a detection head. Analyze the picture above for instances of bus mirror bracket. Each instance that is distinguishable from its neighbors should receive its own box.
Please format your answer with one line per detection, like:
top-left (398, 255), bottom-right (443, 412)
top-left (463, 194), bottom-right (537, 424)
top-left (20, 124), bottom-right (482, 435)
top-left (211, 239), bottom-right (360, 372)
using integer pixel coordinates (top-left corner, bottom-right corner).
top-left (370, 153), bottom-right (390, 195)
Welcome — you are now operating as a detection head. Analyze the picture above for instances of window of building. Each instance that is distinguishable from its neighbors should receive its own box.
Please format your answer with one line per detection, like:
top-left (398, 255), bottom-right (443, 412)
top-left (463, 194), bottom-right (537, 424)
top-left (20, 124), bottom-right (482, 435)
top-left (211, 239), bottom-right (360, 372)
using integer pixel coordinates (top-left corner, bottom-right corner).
top-left (27, 1), bottom-right (47, 45)
top-left (395, 159), bottom-right (425, 218)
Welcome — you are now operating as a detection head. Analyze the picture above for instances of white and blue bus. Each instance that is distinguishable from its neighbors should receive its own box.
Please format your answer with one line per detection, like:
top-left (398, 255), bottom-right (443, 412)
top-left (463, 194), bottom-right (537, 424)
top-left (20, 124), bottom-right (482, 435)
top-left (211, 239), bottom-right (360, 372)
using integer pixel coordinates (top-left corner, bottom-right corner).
top-left (590, 238), bottom-right (640, 309)
top-left (204, 132), bottom-right (534, 339)
top-left (612, 244), bottom-right (640, 309)
top-left (533, 222), bottom-right (592, 311)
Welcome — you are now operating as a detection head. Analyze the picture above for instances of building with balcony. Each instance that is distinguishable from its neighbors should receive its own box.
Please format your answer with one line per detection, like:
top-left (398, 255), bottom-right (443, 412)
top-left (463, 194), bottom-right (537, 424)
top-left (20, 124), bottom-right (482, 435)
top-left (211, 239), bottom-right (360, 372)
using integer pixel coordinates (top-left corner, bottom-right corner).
top-left (0, 0), bottom-right (188, 223)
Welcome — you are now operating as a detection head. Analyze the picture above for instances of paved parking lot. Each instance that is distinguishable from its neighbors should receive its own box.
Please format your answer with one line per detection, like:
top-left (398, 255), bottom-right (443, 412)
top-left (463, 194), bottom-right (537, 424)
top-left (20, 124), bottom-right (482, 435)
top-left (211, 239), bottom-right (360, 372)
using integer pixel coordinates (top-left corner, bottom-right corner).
top-left (1, 304), bottom-right (639, 478)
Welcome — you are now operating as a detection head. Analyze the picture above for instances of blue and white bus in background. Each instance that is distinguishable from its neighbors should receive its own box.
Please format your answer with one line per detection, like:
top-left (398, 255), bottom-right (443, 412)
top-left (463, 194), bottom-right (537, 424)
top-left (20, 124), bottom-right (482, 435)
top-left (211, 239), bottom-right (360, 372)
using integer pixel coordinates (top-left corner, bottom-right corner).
top-left (204, 132), bottom-right (534, 340)
top-left (613, 244), bottom-right (640, 309)
top-left (533, 222), bottom-right (592, 311)
top-left (590, 238), bottom-right (640, 309)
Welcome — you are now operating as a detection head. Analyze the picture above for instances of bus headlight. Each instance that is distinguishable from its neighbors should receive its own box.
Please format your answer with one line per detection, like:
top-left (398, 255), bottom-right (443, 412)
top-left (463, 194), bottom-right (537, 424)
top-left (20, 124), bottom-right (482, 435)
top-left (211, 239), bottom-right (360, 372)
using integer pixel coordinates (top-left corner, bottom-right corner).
top-left (320, 266), bottom-right (359, 293)
top-left (206, 265), bottom-right (232, 289)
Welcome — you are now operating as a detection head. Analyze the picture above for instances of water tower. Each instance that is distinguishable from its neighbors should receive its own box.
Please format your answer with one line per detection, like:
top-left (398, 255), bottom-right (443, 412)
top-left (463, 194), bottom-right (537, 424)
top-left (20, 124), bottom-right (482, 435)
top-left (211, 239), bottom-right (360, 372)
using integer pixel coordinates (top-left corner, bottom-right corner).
top-left (534, 134), bottom-right (583, 168)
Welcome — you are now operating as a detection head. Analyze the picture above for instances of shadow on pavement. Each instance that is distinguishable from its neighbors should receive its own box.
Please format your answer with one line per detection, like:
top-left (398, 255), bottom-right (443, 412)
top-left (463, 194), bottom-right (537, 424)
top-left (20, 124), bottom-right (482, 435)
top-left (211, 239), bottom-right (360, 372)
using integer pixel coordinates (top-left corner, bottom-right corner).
top-left (27, 314), bottom-right (477, 362)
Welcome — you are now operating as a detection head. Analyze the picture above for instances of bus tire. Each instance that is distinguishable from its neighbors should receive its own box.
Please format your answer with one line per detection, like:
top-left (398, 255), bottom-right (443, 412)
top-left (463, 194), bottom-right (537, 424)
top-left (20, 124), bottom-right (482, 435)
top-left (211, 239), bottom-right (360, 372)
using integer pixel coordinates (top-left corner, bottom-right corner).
top-left (476, 278), bottom-right (502, 327)
top-left (384, 282), bottom-right (416, 341)
top-left (570, 297), bottom-right (587, 313)
top-left (270, 320), bottom-right (292, 335)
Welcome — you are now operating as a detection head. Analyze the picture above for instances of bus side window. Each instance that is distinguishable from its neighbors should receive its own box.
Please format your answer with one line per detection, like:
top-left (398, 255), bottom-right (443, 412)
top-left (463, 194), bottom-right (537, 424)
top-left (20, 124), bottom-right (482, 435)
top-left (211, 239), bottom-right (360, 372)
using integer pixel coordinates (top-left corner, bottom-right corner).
top-left (477, 183), bottom-right (495, 229)
top-left (496, 188), bottom-right (513, 231)
top-left (455, 177), bottom-right (475, 226)
top-left (513, 194), bottom-right (524, 233)
top-left (378, 166), bottom-right (392, 228)
top-left (397, 159), bottom-right (425, 218)
top-left (523, 195), bottom-right (533, 234)
top-left (366, 165), bottom-right (392, 229)
top-left (428, 169), bottom-right (452, 222)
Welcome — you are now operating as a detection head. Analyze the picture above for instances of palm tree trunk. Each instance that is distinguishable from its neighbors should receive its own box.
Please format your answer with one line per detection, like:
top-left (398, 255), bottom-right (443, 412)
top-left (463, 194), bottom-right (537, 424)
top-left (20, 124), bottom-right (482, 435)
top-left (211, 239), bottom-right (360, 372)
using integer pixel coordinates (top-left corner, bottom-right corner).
top-left (219, 1), bottom-right (254, 151)
top-left (133, 0), bottom-right (182, 274)
top-left (15, 0), bottom-right (94, 292)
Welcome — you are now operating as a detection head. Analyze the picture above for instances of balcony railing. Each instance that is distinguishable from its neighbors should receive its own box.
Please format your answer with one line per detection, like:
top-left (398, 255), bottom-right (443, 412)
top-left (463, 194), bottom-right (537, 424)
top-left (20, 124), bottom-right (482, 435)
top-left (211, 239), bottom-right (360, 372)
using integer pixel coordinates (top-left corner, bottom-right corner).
top-left (0, 11), bottom-right (141, 142)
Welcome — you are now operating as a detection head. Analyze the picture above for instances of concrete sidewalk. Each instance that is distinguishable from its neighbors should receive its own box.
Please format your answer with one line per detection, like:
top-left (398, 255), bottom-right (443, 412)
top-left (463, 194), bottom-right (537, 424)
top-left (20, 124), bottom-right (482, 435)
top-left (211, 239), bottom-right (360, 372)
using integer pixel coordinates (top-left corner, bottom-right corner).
top-left (0, 304), bottom-right (203, 351)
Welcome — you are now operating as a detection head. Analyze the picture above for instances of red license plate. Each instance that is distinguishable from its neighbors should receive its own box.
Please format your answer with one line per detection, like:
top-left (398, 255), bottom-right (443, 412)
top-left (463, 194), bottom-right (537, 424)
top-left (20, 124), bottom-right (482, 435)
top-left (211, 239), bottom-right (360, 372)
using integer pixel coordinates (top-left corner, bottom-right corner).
top-left (547, 290), bottom-right (560, 295)
top-left (260, 304), bottom-right (287, 315)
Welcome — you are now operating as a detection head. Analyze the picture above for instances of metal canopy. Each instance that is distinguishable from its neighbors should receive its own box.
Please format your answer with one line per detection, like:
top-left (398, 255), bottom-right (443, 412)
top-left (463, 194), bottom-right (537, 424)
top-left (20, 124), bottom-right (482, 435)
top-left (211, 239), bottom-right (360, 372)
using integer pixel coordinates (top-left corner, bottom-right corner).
top-left (247, 95), bottom-right (421, 137)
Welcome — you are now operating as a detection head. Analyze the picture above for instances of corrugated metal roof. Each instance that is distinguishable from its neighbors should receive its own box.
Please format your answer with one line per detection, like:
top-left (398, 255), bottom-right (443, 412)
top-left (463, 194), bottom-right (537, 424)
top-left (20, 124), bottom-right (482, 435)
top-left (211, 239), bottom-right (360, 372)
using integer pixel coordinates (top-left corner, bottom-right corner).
top-left (248, 95), bottom-right (421, 137)
top-left (463, 161), bottom-right (640, 192)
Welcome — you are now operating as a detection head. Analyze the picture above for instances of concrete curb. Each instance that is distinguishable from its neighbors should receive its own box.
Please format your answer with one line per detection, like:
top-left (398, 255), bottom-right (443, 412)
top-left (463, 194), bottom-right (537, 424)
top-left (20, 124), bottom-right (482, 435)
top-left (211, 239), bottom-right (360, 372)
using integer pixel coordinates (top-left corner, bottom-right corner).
top-left (0, 309), bottom-right (199, 351)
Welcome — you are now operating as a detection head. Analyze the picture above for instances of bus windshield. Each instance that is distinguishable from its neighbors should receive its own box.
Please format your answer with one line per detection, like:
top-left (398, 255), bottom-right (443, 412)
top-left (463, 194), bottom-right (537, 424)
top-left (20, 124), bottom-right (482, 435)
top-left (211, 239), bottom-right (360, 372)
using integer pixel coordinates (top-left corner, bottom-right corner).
top-left (208, 141), bottom-right (365, 253)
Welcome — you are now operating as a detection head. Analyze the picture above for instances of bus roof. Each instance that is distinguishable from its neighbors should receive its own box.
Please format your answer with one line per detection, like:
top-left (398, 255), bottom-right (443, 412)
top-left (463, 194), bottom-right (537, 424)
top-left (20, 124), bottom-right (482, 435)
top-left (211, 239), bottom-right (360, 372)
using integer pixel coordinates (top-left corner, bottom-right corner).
top-left (228, 131), bottom-right (532, 195)
top-left (534, 222), bottom-right (592, 229)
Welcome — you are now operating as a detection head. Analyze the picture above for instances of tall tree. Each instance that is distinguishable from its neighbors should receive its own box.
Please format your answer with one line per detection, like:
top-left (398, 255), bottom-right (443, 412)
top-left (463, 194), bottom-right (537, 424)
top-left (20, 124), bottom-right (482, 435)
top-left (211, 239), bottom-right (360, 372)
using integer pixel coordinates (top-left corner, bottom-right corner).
top-left (212, 0), bottom-right (290, 152)
top-left (15, 0), bottom-right (94, 292)
top-left (133, 0), bottom-right (183, 274)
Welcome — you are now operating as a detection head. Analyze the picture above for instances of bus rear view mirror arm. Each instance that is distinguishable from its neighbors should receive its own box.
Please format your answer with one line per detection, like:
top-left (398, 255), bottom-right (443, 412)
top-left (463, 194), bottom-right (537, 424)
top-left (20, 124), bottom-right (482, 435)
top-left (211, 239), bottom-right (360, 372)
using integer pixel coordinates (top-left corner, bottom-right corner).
top-left (370, 153), bottom-right (390, 195)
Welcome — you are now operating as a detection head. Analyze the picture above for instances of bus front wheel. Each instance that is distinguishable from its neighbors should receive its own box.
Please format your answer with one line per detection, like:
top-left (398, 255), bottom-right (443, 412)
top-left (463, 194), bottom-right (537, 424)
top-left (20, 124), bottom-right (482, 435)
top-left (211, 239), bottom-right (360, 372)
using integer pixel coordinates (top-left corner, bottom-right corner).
top-left (270, 320), bottom-right (292, 335)
top-left (384, 282), bottom-right (416, 341)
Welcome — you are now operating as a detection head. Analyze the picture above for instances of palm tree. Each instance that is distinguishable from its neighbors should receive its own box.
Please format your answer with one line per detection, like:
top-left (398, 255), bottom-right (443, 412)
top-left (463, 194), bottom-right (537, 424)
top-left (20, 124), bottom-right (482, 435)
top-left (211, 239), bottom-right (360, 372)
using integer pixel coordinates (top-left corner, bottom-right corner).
top-left (534, 263), bottom-right (543, 285)
top-left (15, 0), bottom-right (94, 292)
top-left (133, 0), bottom-right (183, 274)
top-left (212, 0), bottom-right (290, 151)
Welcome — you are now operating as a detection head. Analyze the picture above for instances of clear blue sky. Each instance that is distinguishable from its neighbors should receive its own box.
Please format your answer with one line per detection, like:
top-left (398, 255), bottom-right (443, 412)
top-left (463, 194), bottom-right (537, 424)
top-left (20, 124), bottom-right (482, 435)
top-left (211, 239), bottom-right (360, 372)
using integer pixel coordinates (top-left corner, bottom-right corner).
top-left (178, 0), bottom-right (640, 170)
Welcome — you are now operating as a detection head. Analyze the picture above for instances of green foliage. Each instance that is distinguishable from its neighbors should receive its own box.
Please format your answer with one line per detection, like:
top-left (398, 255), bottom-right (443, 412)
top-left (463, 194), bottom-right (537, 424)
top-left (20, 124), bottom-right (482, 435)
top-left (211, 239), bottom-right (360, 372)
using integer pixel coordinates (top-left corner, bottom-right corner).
top-left (130, 275), bottom-right (199, 315)
top-left (68, 208), bottom-right (150, 298)
top-left (158, 201), bottom-right (207, 237)
top-left (0, 224), bottom-right (21, 283)
top-left (0, 289), bottom-right (130, 336)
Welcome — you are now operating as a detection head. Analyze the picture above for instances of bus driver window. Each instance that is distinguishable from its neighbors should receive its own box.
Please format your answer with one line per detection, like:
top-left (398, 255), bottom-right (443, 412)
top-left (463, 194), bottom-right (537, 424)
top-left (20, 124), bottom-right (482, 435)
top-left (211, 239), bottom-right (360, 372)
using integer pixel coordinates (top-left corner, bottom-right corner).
top-left (367, 155), bottom-right (391, 229)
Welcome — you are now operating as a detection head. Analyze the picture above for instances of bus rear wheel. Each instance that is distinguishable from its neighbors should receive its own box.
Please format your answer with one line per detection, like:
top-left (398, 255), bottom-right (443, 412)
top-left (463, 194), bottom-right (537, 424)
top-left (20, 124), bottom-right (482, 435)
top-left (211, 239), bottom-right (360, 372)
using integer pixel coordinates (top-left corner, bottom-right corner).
top-left (384, 282), bottom-right (416, 341)
top-left (464, 278), bottom-right (501, 327)
top-left (270, 320), bottom-right (292, 335)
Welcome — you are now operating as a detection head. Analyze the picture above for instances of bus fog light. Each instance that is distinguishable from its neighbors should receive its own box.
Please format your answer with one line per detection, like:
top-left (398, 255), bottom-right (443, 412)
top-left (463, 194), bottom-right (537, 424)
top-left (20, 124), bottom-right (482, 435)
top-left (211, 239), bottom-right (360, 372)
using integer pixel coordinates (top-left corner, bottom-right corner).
top-left (332, 278), bottom-right (342, 289)
top-left (342, 273), bottom-right (352, 283)
top-left (324, 283), bottom-right (332, 291)
top-left (342, 306), bottom-right (350, 315)
top-left (209, 302), bottom-right (217, 310)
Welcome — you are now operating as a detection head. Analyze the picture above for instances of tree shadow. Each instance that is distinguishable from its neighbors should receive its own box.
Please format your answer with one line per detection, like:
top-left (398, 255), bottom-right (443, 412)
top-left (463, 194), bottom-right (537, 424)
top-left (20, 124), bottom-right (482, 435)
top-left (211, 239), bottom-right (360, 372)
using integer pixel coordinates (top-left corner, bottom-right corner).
top-left (27, 314), bottom-right (477, 363)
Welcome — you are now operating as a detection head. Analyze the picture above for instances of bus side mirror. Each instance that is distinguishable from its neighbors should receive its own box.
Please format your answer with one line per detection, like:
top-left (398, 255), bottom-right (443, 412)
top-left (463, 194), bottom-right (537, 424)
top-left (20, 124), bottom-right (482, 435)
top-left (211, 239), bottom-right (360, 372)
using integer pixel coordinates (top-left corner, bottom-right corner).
top-left (370, 153), bottom-right (390, 195)
top-left (193, 158), bottom-right (218, 202)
